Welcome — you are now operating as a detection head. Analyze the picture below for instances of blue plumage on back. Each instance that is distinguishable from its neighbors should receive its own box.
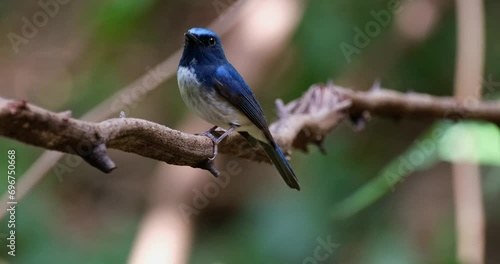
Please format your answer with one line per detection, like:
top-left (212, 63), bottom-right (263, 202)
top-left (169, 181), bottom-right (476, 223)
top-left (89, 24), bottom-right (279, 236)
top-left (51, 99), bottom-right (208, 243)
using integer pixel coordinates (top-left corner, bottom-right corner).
top-left (177, 28), bottom-right (300, 190)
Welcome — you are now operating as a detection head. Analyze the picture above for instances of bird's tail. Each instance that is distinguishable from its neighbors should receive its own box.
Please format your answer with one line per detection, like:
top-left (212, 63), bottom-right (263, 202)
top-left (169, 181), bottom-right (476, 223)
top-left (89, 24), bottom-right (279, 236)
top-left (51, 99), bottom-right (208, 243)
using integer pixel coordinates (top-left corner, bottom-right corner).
top-left (261, 141), bottom-right (300, 191)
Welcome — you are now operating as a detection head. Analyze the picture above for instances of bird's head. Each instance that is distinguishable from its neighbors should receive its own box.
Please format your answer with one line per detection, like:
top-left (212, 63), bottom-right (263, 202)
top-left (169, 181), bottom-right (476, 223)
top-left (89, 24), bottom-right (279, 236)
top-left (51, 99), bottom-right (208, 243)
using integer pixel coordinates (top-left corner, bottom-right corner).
top-left (180, 28), bottom-right (227, 67)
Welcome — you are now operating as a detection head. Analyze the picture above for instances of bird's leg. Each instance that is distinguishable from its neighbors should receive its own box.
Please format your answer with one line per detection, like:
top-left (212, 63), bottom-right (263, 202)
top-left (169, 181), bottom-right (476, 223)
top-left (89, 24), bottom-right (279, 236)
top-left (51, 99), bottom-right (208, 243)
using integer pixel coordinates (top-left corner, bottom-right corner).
top-left (200, 124), bottom-right (239, 161)
top-left (198, 126), bottom-right (219, 140)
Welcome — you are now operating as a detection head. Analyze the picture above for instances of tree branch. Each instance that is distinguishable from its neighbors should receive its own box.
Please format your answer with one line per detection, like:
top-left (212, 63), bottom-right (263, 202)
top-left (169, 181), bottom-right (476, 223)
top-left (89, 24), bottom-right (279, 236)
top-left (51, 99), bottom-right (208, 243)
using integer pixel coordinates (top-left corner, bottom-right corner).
top-left (1, 83), bottom-right (499, 175)
top-left (334, 85), bottom-right (500, 124)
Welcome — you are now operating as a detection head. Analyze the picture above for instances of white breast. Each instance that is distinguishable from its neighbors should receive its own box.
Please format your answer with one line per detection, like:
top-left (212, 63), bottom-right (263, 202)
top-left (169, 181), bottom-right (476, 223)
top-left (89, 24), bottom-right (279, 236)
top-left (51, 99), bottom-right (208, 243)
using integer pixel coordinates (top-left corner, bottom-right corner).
top-left (177, 66), bottom-right (252, 130)
top-left (177, 66), bottom-right (200, 95)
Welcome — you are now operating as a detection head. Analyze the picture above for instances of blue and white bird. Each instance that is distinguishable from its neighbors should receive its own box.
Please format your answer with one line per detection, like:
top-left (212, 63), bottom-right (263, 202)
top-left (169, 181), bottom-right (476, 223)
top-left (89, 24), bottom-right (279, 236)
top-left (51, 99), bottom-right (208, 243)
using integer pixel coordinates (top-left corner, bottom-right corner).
top-left (177, 28), bottom-right (300, 190)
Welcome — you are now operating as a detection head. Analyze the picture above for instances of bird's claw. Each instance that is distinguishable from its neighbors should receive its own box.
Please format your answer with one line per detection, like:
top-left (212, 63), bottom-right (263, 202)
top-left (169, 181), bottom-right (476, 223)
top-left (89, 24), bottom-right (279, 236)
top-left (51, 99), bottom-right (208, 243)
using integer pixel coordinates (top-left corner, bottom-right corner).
top-left (199, 130), bottom-right (219, 142)
top-left (198, 125), bottom-right (238, 162)
top-left (208, 145), bottom-right (218, 161)
top-left (199, 128), bottom-right (220, 161)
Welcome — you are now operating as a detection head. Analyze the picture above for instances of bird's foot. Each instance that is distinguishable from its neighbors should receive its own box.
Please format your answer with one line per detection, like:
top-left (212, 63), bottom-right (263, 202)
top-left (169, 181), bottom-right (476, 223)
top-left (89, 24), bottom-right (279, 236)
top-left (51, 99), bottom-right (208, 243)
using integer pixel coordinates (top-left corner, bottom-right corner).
top-left (198, 125), bottom-right (239, 161)
top-left (199, 126), bottom-right (220, 161)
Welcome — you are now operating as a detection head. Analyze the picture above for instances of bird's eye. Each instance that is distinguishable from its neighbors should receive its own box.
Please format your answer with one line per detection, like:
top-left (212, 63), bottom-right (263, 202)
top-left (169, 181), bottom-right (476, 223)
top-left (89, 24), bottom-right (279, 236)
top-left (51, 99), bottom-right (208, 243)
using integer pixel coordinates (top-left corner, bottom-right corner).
top-left (208, 37), bottom-right (217, 46)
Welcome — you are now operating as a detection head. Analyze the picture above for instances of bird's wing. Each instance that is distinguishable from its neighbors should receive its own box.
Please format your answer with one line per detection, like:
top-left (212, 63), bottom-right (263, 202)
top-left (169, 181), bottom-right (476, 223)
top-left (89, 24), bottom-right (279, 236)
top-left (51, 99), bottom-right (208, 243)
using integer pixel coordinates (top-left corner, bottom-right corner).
top-left (213, 64), bottom-right (300, 190)
top-left (212, 64), bottom-right (273, 141)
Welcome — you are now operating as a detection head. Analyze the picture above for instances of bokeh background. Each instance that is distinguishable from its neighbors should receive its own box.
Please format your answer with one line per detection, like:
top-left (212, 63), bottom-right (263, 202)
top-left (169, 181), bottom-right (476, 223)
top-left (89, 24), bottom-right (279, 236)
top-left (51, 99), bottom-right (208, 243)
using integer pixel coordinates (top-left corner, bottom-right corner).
top-left (1, 0), bottom-right (499, 263)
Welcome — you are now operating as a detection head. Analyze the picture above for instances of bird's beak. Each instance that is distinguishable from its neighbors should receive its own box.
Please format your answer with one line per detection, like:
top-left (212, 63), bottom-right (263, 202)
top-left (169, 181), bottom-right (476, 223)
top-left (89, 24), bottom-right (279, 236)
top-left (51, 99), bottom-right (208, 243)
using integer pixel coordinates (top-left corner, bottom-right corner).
top-left (184, 32), bottom-right (201, 43)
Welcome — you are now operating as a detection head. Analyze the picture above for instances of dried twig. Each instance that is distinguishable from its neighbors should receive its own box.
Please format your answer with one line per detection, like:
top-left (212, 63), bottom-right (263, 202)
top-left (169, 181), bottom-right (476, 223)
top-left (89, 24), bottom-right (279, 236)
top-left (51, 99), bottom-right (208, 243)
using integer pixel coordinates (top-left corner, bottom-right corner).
top-left (1, 84), bottom-right (499, 177)
top-left (452, 0), bottom-right (486, 262)
top-left (0, 85), bottom-right (348, 175)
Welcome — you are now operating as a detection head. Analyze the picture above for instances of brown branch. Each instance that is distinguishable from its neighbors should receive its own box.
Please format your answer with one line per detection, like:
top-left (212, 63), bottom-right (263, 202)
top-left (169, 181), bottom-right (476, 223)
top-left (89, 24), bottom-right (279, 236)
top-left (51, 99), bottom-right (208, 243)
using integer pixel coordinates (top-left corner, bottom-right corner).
top-left (0, 85), bottom-right (350, 175)
top-left (1, 83), bottom-right (500, 176)
top-left (334, 85), bottom-right (500, 123)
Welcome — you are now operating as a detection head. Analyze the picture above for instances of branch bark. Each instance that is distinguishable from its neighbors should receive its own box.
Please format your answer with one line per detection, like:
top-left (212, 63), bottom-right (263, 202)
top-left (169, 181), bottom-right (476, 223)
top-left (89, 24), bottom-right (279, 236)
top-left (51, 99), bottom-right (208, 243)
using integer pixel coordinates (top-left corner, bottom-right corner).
top-left (1, 83), bottom-right (499, 176)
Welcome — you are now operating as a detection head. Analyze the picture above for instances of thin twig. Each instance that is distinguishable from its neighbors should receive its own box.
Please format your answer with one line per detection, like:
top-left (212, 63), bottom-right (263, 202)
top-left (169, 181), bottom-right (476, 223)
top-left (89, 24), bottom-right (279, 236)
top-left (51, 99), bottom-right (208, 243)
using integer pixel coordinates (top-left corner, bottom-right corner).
top-left (452, 0), bottom-right (486, 263)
